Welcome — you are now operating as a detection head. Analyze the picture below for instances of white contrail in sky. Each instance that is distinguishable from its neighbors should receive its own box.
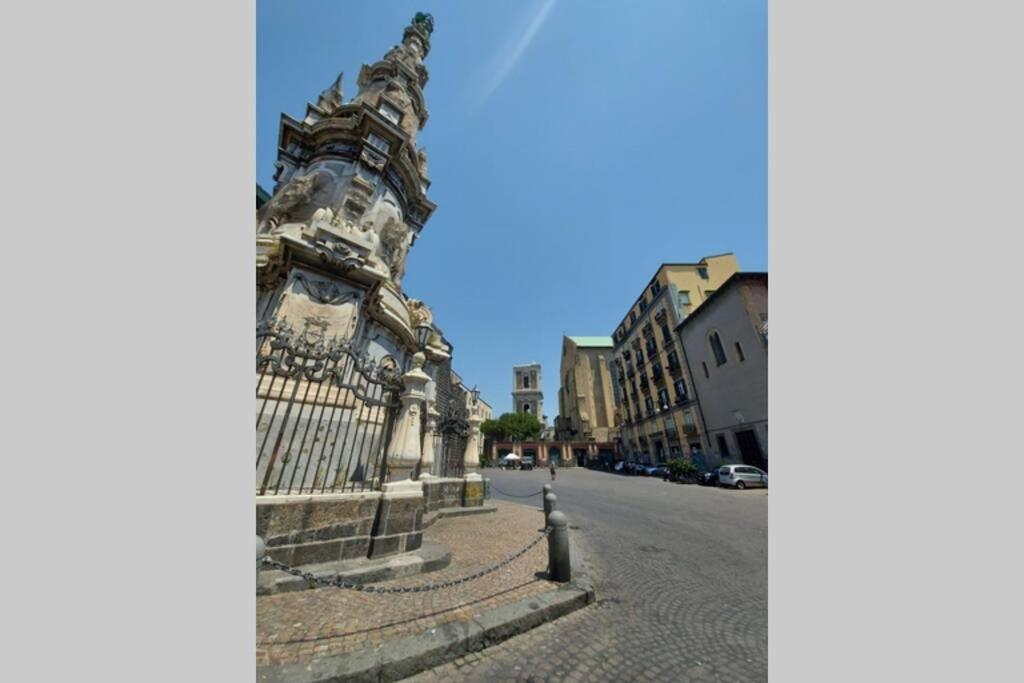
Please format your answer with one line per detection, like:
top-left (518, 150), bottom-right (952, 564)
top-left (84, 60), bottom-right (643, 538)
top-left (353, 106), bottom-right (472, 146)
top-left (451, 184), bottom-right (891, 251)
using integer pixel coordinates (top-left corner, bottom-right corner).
top-left (470, 0), bottom-right (558, 110)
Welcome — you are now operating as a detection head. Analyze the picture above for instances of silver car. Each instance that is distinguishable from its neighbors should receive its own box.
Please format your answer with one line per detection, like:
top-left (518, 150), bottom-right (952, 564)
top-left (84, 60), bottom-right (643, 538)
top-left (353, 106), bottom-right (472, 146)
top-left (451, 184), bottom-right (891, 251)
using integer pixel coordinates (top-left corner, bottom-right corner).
top-left (718, 464), bottom-right (768, 490)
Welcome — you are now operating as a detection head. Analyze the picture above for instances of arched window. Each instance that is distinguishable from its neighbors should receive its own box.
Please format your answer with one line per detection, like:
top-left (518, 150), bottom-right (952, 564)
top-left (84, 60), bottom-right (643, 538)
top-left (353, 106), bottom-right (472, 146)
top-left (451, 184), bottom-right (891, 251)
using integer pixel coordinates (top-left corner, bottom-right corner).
top-left (523, 403), bottom-right (531, 414)
top-left (522, 375), bottom-right (530, 389)
top-left (709, 331), bottom-right (728, 366)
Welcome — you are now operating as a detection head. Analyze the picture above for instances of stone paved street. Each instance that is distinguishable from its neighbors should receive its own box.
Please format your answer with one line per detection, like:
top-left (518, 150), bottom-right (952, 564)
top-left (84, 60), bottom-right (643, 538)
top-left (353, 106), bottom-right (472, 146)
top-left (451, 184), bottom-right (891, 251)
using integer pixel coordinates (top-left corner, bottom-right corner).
top-left (406, 467), bottom-right (767, 682)
top-left (256, 502), bottom-right (558, 667)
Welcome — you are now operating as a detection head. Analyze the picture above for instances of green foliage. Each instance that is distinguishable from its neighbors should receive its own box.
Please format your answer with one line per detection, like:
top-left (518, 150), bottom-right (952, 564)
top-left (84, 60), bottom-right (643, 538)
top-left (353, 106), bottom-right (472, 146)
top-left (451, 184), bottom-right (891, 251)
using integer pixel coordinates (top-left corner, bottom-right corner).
top-left (668, 459), bottom-right (698, 477)
top-left (479, 412), bottom-right (544, 442)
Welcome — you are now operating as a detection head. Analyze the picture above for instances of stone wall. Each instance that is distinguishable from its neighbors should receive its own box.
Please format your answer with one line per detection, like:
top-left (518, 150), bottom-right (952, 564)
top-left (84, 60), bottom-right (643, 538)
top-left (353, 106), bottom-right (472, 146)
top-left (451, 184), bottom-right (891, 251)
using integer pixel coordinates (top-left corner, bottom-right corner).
top-left (257, 491), bottom-right (380, 565)
top-left (422, 478), bottom-right (465, 512)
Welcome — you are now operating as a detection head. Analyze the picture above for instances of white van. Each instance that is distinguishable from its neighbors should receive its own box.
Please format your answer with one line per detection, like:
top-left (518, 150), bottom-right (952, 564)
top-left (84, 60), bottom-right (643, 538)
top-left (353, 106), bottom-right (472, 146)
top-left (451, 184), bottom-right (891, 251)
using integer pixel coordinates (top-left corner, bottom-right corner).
top-left (718, 464), bottom-right (768, 489)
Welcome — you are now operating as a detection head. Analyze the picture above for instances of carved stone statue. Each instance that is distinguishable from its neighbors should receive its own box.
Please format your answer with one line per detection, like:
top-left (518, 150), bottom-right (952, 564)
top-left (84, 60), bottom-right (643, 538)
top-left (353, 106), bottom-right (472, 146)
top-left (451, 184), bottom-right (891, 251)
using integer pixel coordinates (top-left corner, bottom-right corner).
top-left (417, 148), bottom-right (428, 178)
top-left (379, 216), bottom-right (411, 282)
top-left (261, 173), bottom-right (320, 231)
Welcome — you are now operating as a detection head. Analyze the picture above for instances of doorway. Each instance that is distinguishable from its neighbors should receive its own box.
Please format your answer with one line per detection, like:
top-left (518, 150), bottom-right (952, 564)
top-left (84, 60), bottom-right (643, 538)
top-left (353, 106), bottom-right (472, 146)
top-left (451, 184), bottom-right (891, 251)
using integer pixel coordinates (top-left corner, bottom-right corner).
top-left (734, 429), bottom-right (767, 471)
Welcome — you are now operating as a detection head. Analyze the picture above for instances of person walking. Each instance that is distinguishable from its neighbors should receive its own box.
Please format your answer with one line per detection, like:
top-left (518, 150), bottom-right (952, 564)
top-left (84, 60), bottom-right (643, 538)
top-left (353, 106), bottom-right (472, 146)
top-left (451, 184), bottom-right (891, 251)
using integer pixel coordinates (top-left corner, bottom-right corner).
top-left (549, 461), bottom-right (557, 481)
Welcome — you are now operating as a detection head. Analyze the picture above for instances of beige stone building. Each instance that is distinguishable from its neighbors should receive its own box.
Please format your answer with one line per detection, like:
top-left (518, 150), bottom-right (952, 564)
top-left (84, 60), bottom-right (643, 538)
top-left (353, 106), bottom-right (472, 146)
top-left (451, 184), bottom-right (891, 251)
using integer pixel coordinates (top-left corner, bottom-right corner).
top-left (676, 272), bottom-right (767, 471)
top-left (556, 336), bottom-right (619, 443)
top-left (511, 363), bottom-right (544, 421)
top-left (613, 254), bottom-right (740, 468)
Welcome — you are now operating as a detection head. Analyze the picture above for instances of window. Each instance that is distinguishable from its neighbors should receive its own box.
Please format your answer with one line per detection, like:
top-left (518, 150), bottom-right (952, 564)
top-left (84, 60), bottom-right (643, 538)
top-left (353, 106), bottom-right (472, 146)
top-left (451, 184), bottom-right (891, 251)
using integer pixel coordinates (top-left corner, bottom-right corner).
top-left (378, 100), bottom-right (402, 124)
top-left (630, 311), bottom-right (637, 324)
top-left (683, 412), bottom-right (696, 431)
top-left (697, 267), bottom-right (709, 280)
top-left (710, 332), bottom-right (728, 366)
top-left (644, 396), bottom-right (654, 413)
top-left (702, 361), bottom-right (709, 378)
top-left (716, 434), bottom-right (731, 457)
top-left (650, 281), bottom-right (662, 297)
top-left (636, 349), bottom-right (644, 365)
top-left (735, 342), bottom-right (746, 362)
top-left (366, 133), bottom-right (390, 153)
top-left (639, 298), bottom-right (648, 312)
top-left (673, 378), bottom-right (687, 401)
top-left (523, 403), bottom-right (531, 413)
top-left (661, 323), bottom-right (672, 342)
top-left (522, 375), bottom-right (530, 389)
top-left (667, 350), bottom-right (679, 370)
top-left (657, 388), bottom-right (669, 409)
top-left (678, 291), bottom-right (691, 306)
top-left (622, 350), bottom-right (631, 363)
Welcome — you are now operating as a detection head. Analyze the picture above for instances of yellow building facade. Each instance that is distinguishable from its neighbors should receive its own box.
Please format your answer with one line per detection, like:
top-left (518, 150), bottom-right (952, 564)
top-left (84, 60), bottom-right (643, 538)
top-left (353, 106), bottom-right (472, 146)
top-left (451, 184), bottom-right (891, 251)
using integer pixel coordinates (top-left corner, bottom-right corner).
top-left (612, 253), bottom-right (740, 467)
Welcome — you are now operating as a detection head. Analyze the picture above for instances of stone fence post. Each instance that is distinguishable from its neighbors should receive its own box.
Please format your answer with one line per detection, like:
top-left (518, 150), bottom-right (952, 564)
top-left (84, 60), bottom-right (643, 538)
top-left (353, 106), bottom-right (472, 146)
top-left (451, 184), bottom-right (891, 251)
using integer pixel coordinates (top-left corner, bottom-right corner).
top-left (385, 352), bottom-right (431, 481)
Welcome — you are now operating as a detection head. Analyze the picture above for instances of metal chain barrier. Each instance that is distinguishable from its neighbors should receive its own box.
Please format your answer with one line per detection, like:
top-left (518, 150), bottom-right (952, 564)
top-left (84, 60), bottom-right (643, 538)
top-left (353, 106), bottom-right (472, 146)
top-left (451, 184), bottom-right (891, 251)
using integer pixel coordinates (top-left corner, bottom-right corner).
top-left (261, 527), bottom-right (552, 593)
top-left (489, 485), bottom-right (546, 498)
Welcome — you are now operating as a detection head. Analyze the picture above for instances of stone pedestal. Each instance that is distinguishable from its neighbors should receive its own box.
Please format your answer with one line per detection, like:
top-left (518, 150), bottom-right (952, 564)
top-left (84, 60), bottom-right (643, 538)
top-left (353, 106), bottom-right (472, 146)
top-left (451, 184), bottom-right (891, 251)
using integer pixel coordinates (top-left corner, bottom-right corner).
top-left (418, 402), bottom-right (439, 478)
top-left (462, 472), bottom-right (484, 508)
top-left (385, 353), bottom-right (431, 481)
top-left (462, 413), bottom-right (483, 475)
top-left (368, 479), bottom-right (425, 558)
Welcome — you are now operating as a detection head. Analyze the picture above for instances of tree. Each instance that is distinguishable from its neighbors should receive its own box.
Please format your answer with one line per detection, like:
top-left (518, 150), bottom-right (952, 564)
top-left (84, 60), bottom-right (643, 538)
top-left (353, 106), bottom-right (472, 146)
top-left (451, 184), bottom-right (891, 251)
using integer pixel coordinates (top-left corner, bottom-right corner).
top-left (480, 412), bottom-right (544, 443)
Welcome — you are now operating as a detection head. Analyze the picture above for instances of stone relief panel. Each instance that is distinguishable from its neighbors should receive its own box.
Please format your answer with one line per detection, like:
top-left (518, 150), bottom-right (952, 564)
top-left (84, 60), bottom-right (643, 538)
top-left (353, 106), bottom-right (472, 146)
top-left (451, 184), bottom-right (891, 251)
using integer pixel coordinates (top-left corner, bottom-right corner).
top-left (272, 270), bottom-right (362, 341)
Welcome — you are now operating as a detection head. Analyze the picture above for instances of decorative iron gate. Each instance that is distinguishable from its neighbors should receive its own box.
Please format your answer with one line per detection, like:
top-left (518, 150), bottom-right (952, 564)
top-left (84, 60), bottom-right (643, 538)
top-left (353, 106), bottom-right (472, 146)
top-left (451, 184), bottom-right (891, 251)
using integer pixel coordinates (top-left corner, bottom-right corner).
top-left (433, 358), bottom-right (468, 478)
top-left (256, 318), bottom-right (403, 495)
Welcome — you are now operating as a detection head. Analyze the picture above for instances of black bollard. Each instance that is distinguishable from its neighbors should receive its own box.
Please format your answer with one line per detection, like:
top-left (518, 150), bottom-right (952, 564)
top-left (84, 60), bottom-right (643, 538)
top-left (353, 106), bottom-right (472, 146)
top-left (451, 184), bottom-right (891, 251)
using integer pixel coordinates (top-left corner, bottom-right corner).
top-left (546, 510), bottom-right (571, 582)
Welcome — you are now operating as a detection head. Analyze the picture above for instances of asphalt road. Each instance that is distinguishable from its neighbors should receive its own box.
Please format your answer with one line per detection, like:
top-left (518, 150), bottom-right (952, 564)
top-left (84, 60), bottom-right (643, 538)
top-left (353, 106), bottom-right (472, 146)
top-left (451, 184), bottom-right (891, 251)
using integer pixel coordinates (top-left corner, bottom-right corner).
top-left (407, 466), bottom-right (767, 682)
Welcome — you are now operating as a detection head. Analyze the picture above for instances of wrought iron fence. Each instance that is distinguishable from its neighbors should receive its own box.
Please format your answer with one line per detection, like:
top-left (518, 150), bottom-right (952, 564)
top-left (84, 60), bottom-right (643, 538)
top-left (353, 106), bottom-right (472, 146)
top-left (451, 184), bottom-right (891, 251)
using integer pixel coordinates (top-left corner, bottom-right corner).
top-left (256, 318), bottom-right (404, 496)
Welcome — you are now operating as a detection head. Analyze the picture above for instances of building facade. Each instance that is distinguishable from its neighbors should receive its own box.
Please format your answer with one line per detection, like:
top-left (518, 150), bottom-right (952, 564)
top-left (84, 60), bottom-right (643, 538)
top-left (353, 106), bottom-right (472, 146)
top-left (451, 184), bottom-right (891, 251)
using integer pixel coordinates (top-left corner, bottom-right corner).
top-left (511, 363), bottom-right (544, 420)
top-left (676, 272), bottom-right (768, 471)
top-left (556, 336), bottom-right (619, 443)
top-left (612, 254), bottom-right (740, 468)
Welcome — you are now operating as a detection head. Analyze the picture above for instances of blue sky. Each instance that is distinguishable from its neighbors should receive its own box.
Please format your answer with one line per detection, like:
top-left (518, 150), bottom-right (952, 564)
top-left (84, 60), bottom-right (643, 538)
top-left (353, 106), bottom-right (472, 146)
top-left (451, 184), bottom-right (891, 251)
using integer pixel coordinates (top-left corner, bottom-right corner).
top-left (257, 0), bottom-right (766, 418)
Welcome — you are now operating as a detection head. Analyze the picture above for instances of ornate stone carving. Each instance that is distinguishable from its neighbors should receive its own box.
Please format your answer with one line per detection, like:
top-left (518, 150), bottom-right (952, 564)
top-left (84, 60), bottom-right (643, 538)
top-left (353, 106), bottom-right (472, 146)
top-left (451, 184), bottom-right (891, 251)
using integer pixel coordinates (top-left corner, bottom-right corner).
top-left (316, 71), bottom-right (344, 113)
top-left (293, 272), bottom-right (358, 305)
top-left (262, 173), bottom-right (321, 231)
top-left (256, 236), bottom-right (287, 290)
top-left (316, 240), bottom-right (365, 271)
top-left (360, 148), bottom-right (387, 172)
top-left (406, 299), bottom-right (433, 327)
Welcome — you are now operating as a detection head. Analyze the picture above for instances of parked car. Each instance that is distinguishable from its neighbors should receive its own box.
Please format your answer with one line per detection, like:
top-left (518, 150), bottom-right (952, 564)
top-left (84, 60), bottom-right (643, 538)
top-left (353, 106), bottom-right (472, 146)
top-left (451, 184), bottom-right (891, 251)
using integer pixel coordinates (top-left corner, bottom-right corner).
top-left (613, 461), bottom-right (626, 473)
top-left (652, 465), bottom-right (671, 479)
top-left (642, 464), bottom-right (668, 477)
top-left (698, 469), bottom-right (720, 486)
top-left (718, 464), bottom-right (768, 489)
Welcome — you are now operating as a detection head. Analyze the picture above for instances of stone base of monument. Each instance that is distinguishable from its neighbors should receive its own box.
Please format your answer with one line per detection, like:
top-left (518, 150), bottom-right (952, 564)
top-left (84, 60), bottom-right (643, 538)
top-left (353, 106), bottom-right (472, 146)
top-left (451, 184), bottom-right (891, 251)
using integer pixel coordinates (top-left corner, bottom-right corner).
top-left (257, 476), bottom-right (492, 567)
top-left (257, 539), bottom-right (452, 596)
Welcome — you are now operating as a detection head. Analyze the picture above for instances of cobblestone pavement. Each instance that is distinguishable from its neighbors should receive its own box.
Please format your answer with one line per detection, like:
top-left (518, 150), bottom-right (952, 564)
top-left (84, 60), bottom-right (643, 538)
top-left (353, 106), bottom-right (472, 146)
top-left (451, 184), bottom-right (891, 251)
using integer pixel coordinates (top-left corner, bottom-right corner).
top-left (406, 468), bottom-right (767, 682)
top-left (256, 501), bottom-right (557, 667)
